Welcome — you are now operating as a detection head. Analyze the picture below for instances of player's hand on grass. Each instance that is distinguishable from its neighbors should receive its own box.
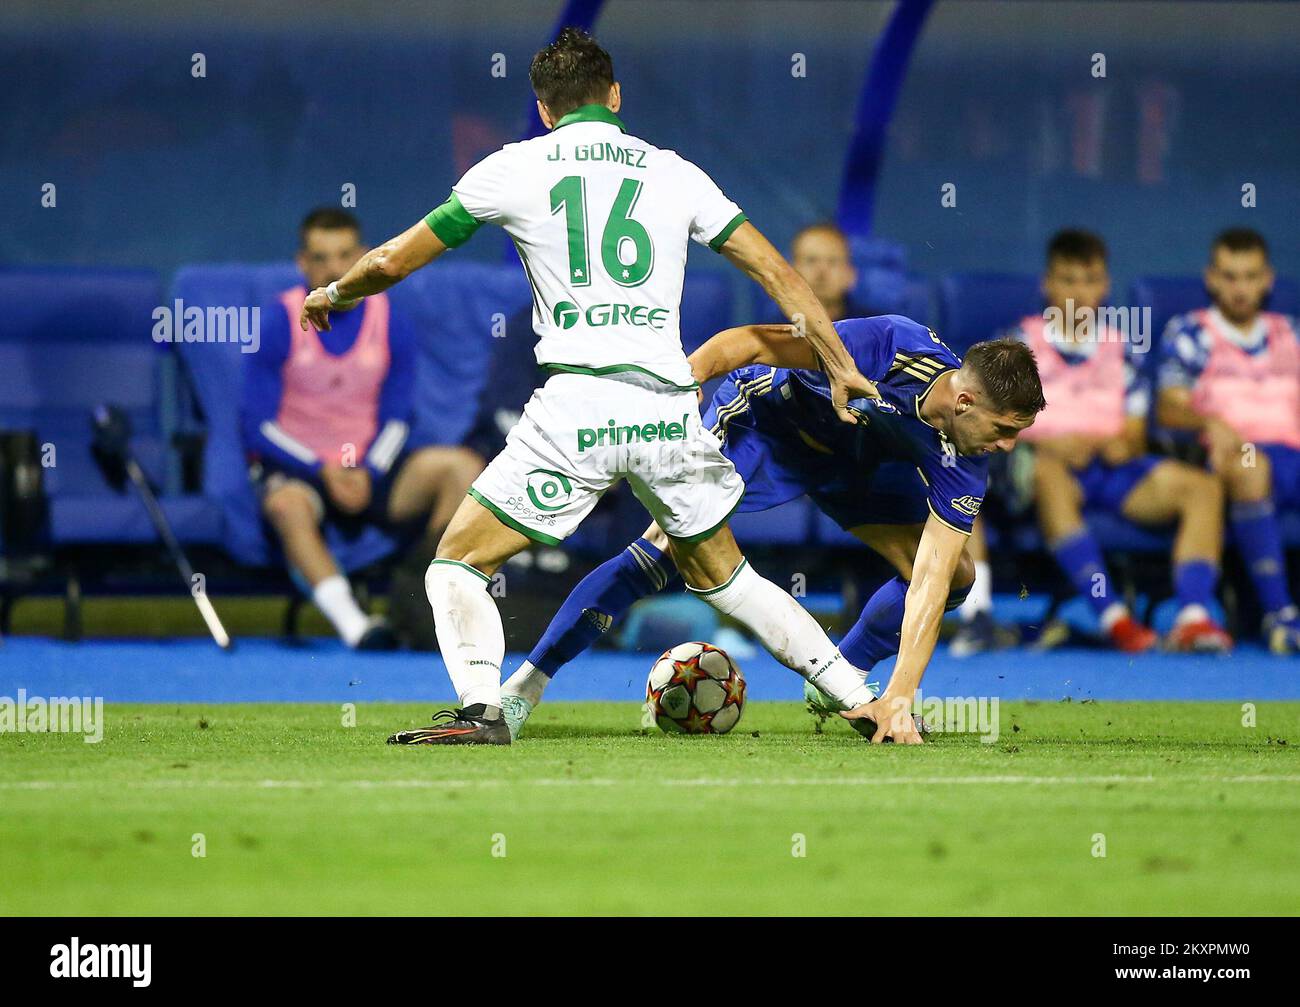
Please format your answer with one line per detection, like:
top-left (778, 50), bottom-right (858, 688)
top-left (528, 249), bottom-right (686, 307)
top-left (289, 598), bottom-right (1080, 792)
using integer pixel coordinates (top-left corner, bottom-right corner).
top-left (301, 286), bottom-right (335, 332)
top-left (840, 692), bottom-right (923, 744)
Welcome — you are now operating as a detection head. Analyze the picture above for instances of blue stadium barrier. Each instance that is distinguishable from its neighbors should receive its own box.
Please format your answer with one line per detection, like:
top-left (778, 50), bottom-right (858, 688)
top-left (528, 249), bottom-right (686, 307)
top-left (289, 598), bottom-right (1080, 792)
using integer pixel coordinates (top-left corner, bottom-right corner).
top-left (0, 265), bottom-right (224, 547)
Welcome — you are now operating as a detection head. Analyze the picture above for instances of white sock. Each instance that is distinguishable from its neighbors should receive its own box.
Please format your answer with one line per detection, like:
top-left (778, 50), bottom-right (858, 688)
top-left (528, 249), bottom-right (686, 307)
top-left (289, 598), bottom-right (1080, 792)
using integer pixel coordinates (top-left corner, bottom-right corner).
top-left (958, 560), bottom-right (993, 622)
top-left (311, 574), bottom-right (369, 647)
top-left (1175, 603), bottom-right (1209, 627)
top-left (425, 559), bottom-right (503, 711)
top-left (502, 661), bottom-right (549, 706)
top-left (689, 559), bottom-right (874, 708)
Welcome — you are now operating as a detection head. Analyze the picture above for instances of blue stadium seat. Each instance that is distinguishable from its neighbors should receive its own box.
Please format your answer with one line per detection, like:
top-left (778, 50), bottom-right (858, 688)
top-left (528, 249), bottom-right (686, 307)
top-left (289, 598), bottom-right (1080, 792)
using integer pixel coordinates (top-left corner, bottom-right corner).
top-left (0, 266), bottom-right (224, 548)
top-left (1130, 275), bottom-right (1300, 341)
top-left (936, 272), bottom-right (1041, 353)
top-left (390, 262), bottom-right (533, 447)
top-left (745, 236), bottom-right (932, 325)
top-left (678, 271), bottom-right (735, 356)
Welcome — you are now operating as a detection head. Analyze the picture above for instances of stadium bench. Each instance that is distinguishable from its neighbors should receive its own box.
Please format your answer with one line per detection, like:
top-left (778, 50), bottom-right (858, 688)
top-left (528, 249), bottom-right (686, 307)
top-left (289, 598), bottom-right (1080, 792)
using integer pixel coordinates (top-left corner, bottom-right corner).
top-left (0, 265), bottom-right (225, 550)
top-left (170, 261), bottom-right (529, 571)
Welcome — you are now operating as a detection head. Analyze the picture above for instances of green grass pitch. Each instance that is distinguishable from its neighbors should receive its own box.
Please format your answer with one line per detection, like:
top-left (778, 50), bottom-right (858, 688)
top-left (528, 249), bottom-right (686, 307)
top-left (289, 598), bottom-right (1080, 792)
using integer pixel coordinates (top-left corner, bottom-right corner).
top-left (2, 700), bottom-right (1297, 916)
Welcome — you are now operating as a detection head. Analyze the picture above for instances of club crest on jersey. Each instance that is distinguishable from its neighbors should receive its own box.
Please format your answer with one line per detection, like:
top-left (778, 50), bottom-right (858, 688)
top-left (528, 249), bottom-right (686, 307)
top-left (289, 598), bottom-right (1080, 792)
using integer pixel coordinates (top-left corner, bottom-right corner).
top-left (950, 494), bottom-right (983, 517)
top-left (525, 468), bottom-right (574, 512)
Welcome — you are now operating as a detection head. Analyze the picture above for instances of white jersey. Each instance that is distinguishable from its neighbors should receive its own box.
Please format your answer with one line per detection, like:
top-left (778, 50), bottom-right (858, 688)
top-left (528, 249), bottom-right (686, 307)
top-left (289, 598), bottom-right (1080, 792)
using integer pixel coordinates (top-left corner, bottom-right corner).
top-left (424, 104), bottom-right (746, 390)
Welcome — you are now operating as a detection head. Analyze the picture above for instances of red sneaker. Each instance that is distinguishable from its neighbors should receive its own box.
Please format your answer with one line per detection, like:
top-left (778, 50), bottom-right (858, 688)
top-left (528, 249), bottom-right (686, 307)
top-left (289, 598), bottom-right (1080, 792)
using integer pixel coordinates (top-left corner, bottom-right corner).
top-left (1166, 618), bottom-right (1234, 654)
top-left (1108, 615), bottom-right (1158, 653)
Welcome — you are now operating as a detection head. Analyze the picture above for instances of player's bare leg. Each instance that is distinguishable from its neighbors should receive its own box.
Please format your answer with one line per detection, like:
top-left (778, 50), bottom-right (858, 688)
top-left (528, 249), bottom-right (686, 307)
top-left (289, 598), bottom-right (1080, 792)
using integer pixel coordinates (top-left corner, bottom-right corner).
top-left (1035, 453), bottom-right (1156, 652)
top-left (668, 524), bottom-right (876, 709)
top-left (386, 445), bottom-right (485, 537)
top-left (1120, 461), bottom-right (1231, 652)
top-left (387, 494), bottom-right (530, 746)
top-left (385, 446), bottom-right (485, 647)
top-left (501, 518), bottom-right (672, 737)
top-left (262, 481), bottom-right (390, 649)
top-left (503, 520), bottom-right (966, 739)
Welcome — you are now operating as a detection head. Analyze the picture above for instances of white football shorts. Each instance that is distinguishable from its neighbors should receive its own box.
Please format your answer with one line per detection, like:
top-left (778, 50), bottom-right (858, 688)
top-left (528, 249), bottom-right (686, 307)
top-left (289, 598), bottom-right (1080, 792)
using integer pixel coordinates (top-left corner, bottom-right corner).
top-left (469, 372), bottom-right (744, 545)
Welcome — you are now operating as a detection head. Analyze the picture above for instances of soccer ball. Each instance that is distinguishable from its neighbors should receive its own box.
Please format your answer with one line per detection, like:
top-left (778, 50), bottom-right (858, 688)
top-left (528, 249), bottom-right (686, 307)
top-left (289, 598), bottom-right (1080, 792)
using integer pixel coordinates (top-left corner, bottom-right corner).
top-left (645, 642), bottom-right (746, 735)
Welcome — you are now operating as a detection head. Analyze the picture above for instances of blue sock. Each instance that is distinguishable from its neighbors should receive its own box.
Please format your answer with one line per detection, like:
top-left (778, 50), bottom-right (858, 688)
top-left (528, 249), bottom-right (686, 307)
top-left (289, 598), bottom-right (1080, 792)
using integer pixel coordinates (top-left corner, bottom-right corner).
top-left (1173, 559), bottom-right (1217, 613)
top-left (1051, 529), bottom-right (1115, 619)
top-left (1230, 500), bottom-right (1293, 617)
top-left (526, 538), bottom-right (675, 678)
top-left (837, 575), bottom-right (973, 671)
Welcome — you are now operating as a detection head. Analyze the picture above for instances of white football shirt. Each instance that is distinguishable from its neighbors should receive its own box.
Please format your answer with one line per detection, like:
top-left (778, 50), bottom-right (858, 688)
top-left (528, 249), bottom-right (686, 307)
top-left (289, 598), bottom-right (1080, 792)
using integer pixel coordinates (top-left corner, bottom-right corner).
top-left (424, 104), bottom-right (746, 390)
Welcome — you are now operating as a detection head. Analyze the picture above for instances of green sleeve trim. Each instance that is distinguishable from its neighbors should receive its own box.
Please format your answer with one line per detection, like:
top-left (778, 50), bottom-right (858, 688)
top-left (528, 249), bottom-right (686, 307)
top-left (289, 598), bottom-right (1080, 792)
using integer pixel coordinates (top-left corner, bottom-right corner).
top-left (424, 193), bottom-right (483, 248)
top-left (467, 488), bottom-right (564, 546)
top-left (429, 558), bottom-right (492, 585)
top-left (708, 211), bottom-right (748, 252)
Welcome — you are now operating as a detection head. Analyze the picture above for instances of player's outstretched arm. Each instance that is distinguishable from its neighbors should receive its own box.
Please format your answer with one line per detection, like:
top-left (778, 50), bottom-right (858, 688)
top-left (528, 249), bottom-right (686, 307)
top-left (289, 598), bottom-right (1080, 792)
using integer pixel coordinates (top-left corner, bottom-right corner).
top-left (841, 514), bottom-right (966, 744)
top-left (688, 324), bottom-right (818, 383)
top-left (300, 221), bottom-right (448, 331)
top-left (717, 222), bottom-right (877, 419)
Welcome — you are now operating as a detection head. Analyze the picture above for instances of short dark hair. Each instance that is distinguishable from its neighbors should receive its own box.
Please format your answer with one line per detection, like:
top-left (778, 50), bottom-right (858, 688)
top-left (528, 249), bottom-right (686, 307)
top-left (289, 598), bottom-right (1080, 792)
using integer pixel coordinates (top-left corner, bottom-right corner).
top-left (962, 338), bottom-right (1047, 417)
top-left (298, 207), bottom-right (361, 249)
top-left (1046, 228), bottom-right (1107, 268)
top-left (1212, 227), bottom-right (1269, 261)
top-left (530, 27), bottom-right (615, 118)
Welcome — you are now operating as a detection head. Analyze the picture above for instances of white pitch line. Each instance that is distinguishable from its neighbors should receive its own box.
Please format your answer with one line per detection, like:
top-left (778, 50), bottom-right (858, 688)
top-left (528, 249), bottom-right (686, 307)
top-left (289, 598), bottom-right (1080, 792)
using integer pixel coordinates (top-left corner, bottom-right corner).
top-left (2, 774), bottom-right (1299, 791)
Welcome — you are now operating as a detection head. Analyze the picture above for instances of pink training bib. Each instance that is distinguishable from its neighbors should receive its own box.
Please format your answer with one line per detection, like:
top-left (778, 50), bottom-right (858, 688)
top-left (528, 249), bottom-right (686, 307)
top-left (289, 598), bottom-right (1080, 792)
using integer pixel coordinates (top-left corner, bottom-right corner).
top-left (1191, 311), bottom-right (1300, 450)
top-left (1018, 315), bottom-right (1127, 442)
top-left (275, 286), bottom-right (391, 465)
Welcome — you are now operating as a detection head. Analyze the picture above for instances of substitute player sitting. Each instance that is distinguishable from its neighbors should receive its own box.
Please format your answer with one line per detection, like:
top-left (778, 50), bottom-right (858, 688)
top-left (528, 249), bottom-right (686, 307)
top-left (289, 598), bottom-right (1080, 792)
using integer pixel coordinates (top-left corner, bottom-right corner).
top-left (1013, 230), bottom-right (1230, 653)
top-left (1013, 229), bottom-right (1227, 654)
top-left (298, 29), bottom-right (885, 743)
top-left (241, 208), bottom-right (482, 649)
top-left (500, 318), bottom-right (1045, 743)
top-left (1157, 228), bottom-right (1300, 654)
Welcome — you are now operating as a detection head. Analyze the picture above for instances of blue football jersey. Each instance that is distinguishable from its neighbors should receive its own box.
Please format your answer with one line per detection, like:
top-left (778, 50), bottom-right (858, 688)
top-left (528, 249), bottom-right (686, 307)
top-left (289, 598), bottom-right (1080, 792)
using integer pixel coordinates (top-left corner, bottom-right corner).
top-left (777, 315), bottom-right (988, 532)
